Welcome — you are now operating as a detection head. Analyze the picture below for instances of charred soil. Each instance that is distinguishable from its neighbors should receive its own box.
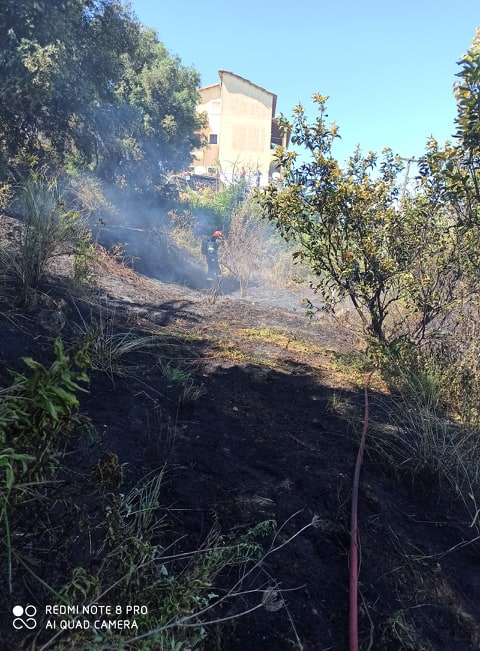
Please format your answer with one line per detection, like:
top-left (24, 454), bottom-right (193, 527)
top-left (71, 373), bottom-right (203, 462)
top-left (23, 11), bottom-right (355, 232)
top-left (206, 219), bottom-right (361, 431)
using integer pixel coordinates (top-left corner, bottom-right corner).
top-left (1, 240), bottom-right (480, 651)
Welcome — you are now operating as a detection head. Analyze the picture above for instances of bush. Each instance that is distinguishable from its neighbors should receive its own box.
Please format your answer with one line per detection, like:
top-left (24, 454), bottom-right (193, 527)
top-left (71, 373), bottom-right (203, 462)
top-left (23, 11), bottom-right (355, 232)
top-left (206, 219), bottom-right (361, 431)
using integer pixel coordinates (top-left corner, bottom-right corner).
top-left (2, 171), bottom-right (92, 294)
top-left (0, 336), bottom-right (91, 593)
top-left (221, 198), bottom-right (269, 296)
top-left (0, 337), bottom-right (91, 465)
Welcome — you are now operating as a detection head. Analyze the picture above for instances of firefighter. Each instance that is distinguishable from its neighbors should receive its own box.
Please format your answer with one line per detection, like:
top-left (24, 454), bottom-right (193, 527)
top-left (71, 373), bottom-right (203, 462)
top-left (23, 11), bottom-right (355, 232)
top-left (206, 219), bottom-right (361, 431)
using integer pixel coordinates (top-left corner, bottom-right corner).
top-left (202, 230), bottom-right (224, 281)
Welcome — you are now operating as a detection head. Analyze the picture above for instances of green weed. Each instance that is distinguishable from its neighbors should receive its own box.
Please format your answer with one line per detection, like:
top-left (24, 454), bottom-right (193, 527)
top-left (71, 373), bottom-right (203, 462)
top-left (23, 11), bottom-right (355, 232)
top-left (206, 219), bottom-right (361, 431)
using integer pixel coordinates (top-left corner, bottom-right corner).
top-left (381, 609), bottom-right (421, 650)
top-left (0, 447), bottom-right (35, 592)
top-left (1, 337), bottom-right (89, 448)
top-left (0, 337), bottom-right (91, 593)
top-left (158, 359), bottom-right (206, 404)
top-left (38, 465), bottom-right (278, 650)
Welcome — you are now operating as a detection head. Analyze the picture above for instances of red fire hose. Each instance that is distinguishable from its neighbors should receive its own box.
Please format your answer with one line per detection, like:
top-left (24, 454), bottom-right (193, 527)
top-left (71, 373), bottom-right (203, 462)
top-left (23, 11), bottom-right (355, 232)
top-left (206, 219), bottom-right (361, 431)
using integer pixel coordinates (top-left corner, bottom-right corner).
top-left (349, 378), bottom-right (370, 651)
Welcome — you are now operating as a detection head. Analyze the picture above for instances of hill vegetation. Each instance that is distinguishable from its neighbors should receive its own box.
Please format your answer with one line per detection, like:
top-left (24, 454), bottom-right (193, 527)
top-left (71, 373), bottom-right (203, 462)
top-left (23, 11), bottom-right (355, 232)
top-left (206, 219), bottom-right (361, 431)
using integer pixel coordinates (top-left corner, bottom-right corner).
top-left (1, 2), bottom-right (480, 649)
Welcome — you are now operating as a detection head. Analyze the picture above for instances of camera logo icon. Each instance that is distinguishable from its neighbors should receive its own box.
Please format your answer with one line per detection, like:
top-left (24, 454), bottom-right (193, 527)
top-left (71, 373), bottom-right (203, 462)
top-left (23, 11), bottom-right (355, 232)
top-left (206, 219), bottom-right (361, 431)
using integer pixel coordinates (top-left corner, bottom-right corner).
top-left (12, 605), bottom-right (37, 629)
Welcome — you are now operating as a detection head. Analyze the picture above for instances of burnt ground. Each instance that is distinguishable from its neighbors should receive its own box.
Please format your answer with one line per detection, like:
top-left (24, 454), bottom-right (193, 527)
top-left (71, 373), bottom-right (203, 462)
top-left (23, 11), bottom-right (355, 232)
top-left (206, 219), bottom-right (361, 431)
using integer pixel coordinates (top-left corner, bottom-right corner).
top-left (1, 236), bottom-right (480, 651)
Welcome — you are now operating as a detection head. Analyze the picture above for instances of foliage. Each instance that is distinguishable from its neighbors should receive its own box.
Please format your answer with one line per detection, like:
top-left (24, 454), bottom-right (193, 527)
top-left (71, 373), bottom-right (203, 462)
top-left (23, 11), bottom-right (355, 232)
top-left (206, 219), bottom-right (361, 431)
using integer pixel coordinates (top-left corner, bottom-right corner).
top-left (39, 468), bottom-right (277, 650)
top-left (373, 316), bottom-right (480, 537)
top-left (158, 359), bottom-right (206, 404)
top-left (0, 336), bottom-right (91, 593)
top-left (112, 28), bottom-right (206, 193)
top-left (371, 366), bottom-right (480, 537)
top-left (0, 181), bottom-right (12, 212)
top-left (72, 230), bottom-right (97, 286)
top-left (166, 207), bottom-right (201, 256)
top-left (0, 1), bottom-right (204, 195)
top-left (415, 28), bottom-right (480, 229)
top-left (453, 26), bottom-right (480, 204)
top-left (2, 171), bottom-right (92, 293)
top-left (178, 182), bottom-right (303, 290)
top-left (181, 180), bottom-right (248, 233)
top-left (0, 336), bottom-right (90, 467)
top-left (0, 447), bottom-right (35, 592)
top-left (0, 1), bottom-right (135, 173)
top-left (382, 311), bottom-right (480, 428)
top-left (261, 95), bottom-right (473, 343)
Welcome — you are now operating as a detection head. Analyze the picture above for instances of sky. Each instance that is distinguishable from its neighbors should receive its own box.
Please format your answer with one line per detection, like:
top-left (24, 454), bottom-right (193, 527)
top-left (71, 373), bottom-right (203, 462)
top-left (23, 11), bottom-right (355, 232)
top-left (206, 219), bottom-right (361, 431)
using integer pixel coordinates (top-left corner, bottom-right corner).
top-left (129, 0), bottom-right (479, 164)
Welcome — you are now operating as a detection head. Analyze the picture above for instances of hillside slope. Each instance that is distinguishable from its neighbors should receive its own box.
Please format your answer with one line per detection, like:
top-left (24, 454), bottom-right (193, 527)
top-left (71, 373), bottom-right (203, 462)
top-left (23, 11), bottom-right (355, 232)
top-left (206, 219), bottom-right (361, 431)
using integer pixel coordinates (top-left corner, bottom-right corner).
top-left (1, 239), bottom-right (479, 651)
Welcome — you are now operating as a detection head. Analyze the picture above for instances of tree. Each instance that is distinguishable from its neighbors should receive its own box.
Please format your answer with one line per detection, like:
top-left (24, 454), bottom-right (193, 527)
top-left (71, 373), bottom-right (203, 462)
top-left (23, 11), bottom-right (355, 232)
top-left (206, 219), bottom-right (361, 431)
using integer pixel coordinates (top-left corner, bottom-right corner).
top-left (419, 28), bottom-right (480, 227)
top-left (414, 28), bottom-right (480, 283)
top-left (0, 1), bottom-right (139, 172)
top-left (0, 0), bottom-right (205, 195)
top-left (454, 28), bottom-right (480, 162)
top-left (260, 95), bottom-right (470, 343)
top-left (106, 27), bottom-right (206, 193)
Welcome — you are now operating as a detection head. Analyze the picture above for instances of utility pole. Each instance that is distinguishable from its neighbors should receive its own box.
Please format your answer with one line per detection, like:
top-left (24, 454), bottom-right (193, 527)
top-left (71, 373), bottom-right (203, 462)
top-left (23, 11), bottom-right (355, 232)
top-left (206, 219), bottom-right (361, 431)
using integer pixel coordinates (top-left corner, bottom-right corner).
top-left (399, 156), bottom-right (418, 206)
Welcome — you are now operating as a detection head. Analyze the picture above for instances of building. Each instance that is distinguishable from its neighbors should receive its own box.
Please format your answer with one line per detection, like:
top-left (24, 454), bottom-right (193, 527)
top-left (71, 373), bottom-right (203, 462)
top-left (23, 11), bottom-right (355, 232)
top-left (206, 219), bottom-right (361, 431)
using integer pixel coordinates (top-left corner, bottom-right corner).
top-left (191, 70), bottom-right (288, 187)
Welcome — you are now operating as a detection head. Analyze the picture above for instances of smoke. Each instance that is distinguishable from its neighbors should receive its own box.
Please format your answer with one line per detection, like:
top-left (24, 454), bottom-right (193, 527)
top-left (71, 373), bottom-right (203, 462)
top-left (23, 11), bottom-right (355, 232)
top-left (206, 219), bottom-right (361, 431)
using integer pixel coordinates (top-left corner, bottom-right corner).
top-left (82, 165), bottom-right (322, 312)
top-left (87, 182), bottom-right (221, 291)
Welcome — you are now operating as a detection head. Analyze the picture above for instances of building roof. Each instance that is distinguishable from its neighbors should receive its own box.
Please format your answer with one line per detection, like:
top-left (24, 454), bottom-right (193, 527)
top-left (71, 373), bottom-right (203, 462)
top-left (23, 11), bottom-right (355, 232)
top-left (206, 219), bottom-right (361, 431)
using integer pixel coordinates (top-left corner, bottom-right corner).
top-left (200, 70), bottom-right (277, 117)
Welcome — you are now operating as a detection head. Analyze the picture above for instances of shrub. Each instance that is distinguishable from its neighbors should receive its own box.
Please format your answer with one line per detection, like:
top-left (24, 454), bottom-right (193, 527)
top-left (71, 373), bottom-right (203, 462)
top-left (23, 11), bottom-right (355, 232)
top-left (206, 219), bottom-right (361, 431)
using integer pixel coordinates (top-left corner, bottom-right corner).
top-left (3, 171), bottom-right (92, 294)
top-left (221, 198), bottom-right (268, 296)
top-left (0, 336), bottom-right (91, 472)
top-left (0, 336), bottom-right (91, 593)
top-left (373, 338), bottom-right (480, 535)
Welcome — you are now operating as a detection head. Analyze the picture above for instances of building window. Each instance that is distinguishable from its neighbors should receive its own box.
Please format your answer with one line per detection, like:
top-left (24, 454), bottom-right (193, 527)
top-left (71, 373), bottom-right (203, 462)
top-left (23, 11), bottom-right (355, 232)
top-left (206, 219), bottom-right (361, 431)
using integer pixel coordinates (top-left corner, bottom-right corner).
top-left (209, 134), bottom-right (218, 144)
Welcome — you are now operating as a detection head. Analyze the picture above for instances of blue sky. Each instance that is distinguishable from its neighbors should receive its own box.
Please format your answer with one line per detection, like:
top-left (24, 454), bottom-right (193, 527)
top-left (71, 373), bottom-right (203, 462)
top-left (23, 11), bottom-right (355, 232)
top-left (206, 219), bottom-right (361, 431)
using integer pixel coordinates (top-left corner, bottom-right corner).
top-left (129, 1), bottom-right (479, 164)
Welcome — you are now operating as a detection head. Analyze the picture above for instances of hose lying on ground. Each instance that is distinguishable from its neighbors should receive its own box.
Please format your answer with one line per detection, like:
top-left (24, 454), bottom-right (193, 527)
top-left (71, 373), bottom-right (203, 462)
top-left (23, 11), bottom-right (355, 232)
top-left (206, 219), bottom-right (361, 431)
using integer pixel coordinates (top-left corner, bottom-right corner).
top-left (349, 377), bottom-right (370, 651)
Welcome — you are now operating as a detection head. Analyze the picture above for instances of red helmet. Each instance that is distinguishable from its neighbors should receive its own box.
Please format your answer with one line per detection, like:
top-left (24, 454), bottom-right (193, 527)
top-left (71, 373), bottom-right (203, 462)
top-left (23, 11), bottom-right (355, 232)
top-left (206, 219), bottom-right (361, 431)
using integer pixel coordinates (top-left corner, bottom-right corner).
top-left (213, 230), bottom-right (223, 237)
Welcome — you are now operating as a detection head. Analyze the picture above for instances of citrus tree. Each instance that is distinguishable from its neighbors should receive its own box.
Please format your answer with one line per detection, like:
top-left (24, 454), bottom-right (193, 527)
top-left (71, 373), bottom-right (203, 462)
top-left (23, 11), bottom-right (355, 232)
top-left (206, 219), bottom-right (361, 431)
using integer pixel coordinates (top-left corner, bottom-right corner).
top-left (415, 28), bottom-right (480, 284)
top-left (260, 95), bottom-right (469, 344)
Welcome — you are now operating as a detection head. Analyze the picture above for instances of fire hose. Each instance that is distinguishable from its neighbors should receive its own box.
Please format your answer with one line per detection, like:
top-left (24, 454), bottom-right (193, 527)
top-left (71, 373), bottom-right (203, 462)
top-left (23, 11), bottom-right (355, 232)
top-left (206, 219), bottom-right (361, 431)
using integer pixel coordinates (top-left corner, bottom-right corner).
top-left (349, 377), bottom-right (370, 651)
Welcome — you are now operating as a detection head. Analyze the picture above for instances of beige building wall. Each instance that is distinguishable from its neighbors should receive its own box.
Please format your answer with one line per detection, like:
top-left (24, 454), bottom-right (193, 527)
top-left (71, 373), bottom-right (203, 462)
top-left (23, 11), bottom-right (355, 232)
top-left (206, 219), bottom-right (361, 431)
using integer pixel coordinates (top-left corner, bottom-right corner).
top-left (193, 83), bottom-right (221, 174)
top-left (192, 71), bottom-right (279, 186)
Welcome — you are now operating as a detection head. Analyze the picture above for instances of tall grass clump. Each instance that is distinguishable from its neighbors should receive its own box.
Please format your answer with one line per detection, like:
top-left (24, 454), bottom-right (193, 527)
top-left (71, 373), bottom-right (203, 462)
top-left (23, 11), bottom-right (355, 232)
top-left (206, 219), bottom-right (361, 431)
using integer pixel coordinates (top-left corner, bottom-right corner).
top-left (373, 334), bottom-right (480, 534)
top-left (2, 171), bottom-right (92, 295)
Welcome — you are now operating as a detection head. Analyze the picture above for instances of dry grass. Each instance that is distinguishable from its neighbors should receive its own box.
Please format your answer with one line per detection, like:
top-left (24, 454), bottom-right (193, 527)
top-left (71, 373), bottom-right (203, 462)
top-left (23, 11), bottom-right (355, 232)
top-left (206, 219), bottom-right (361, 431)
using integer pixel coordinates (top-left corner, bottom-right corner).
top-left (93, 244), bottom-right (158, 291)
top-left (370, 390), bottom-right (480, 534)
top-left (236, 326), bottom-right (322, 354)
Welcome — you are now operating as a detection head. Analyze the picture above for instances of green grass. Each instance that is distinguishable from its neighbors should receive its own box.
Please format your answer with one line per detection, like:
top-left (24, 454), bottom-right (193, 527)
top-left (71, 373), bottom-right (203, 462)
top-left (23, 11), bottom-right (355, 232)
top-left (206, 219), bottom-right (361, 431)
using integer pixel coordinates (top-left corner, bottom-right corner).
top-left (237, 327), bottom-right (322, 354)
top-left (36, 468), bottom-right (278, 650)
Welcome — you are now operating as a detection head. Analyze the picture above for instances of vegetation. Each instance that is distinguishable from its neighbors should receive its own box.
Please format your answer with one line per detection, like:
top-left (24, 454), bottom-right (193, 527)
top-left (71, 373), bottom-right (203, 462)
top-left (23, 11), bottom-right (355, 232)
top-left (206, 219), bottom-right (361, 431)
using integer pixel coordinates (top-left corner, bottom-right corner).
top-left (1, 3), bottom-right (480, 647)
top-left (255, 38), bottom-right (480, 648)
top-left (0, 336), bottom-right (91, 592)
top-left (0, 0), bottom-right (205, 195)
top-left (258, 25), bottom-right (480, 389)
top-left (0, 272), bottom-right (302, 650)
top-left (1, 171), bottom-right (93, 295)
top-left (44, 473), bottom-right (279, 651)
top-left (220, 197), bottom-right (269, 296)
top-left (260, 97), bottom-right (477, 344)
